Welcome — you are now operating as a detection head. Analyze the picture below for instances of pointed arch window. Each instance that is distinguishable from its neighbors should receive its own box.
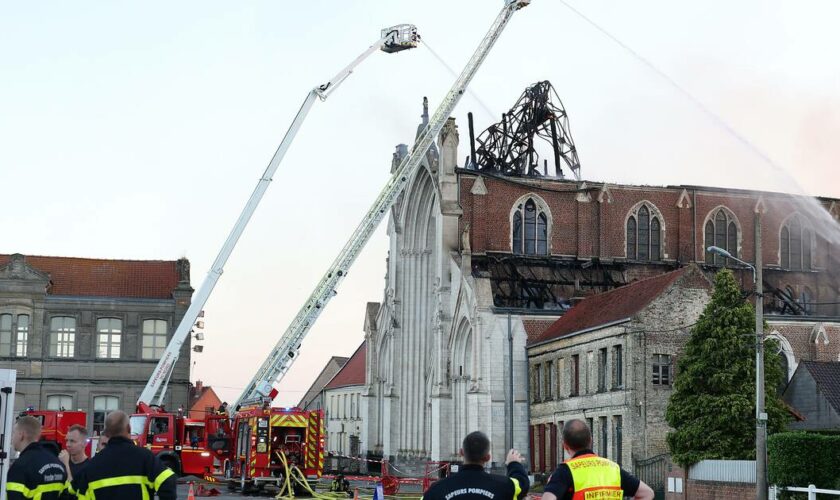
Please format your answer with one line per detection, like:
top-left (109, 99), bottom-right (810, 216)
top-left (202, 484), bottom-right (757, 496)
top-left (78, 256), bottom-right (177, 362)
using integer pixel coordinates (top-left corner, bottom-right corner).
top-left (512, 198), bottom-right (549, 255)
top-left (780, 215), bottom-right (813, 270)
top-left (626, 204), bottom-right (662, 261)
top-left (704, 209), bottom-right (739, 265)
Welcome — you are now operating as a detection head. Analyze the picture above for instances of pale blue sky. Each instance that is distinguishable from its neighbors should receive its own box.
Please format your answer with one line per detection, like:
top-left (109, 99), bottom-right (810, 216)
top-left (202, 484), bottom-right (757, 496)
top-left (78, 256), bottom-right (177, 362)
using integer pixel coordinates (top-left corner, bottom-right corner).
top-left (2, 1), bottom-right (838, 405)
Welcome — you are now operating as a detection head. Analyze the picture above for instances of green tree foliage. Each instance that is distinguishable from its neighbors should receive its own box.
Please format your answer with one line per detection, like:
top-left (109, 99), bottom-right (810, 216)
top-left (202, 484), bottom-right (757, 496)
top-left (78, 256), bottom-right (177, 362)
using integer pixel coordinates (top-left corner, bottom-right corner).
top-left (665, 269), bottom-right (789, 467)
top-left (768, 432), bottom-right (840, 494)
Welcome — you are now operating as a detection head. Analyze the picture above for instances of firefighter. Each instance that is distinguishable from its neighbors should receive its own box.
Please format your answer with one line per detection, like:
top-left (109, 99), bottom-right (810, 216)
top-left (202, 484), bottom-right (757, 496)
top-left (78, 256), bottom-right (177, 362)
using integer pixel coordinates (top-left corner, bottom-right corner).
top-left (7, 415), bottom-right (68, 500)
top-left (71, 411), bottom-right (176, 500)
top-left (540, 419), bottom-right (654, 500)
top-left (59, 424), bottom-right (91, 481)
top-left (422, 431), bottom-right (529, 500)
top-left (329, 473), bottom-right (352, 497)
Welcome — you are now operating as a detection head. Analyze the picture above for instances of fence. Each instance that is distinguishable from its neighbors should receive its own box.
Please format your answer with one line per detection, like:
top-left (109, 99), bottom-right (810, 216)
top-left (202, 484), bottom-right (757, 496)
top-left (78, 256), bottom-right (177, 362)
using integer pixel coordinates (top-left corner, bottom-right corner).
top-left (635, 454), bottom-right (668, 499)
top-left (770, 485), bottom-right (840, 499)
top-left (689, 459), bottom-right (756, 483)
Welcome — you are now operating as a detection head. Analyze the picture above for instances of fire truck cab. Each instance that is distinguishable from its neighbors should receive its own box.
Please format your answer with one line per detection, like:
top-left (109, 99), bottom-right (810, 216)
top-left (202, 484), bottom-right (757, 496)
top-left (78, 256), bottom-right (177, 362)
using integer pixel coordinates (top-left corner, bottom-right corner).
top-left (228, 406), bottom-right (324, 493)
top-left (24, 410), bottom-right (89, 455)
top-left (130, 405), bottom-right (232, 476)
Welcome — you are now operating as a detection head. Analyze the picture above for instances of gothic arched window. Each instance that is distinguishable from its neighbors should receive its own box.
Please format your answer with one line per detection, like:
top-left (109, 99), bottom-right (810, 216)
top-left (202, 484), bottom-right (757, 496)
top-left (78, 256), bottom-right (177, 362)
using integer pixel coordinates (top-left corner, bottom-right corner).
top-left (704, 209), bottom-right (739, 265)
top-left (512, 198), bottom-right (549, 255)
top-left (780, 215), bottom-right (813, 270)
top-left (626, 203), bottom-right (662, 261)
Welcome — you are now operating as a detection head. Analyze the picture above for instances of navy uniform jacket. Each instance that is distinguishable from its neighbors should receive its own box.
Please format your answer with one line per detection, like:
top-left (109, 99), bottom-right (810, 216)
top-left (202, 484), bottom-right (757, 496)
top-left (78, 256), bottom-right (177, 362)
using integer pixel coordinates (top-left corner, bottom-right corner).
top-left (423, 462), bottom-right (530, 500)
top-left (7, 442), bottom-right (68, 500)
top-left (70, 436), bottom-right (176, 500)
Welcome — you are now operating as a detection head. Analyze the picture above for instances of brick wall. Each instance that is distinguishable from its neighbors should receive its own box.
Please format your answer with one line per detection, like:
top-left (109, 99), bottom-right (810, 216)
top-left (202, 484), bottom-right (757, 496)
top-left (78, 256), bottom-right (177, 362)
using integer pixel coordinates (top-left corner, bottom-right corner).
top-left (458, 172), bottom-right (840, 315)
top-left (666, 465), bottom-right (759, 499)
top-left (684, 480), bottom-right (755, 499)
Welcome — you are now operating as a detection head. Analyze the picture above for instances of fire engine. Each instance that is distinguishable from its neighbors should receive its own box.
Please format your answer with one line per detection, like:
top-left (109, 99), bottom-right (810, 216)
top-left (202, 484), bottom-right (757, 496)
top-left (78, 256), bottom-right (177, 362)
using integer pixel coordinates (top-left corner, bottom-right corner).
top-left (130, 0), bottom-right (529, 491)
top-left (23, 409), bottom-right (90, 455)
top-left (129, 403), bottom-right (231, 476)
top-left (226, 399), bottom-right (324, 493)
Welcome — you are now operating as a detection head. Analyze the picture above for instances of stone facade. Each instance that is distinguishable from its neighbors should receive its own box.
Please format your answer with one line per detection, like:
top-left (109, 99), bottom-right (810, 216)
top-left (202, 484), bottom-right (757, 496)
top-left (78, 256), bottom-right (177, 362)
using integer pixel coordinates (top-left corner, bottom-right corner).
top-left (0, 253), bottom-right (193, 432)
top-left (527, 266), bottom-right (712, 473)
top-left (363, 103), bottom-right (544, 467)
top-left (527, 273), bottom-right (839, 487)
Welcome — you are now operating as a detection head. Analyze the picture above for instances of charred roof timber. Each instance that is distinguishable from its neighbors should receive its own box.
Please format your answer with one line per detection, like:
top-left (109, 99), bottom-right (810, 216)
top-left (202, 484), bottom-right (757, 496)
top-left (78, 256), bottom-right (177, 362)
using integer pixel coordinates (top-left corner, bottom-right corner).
top-left (474, 254), bottom-right (632, 310)
top-left (466, 81), bottom-right (581, 180)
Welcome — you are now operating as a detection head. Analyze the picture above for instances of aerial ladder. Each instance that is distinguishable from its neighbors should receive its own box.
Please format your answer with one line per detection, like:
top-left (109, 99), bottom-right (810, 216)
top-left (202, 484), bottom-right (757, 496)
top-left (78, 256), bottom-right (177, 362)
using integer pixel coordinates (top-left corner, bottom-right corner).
top-left (234, 0), bottom-right (532, 409)
top-left (137, 24), bottom-right (420, 408)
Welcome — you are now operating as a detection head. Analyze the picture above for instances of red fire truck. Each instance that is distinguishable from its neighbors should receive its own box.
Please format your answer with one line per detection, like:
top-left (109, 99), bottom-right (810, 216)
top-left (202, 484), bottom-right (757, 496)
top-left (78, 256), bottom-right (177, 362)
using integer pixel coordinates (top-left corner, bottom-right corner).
top-left (24, 409), bottom-right (92, 455)
top-left (130, 403), bottom-right (232, 476)
top-left (227, 404), bottom-right (324, 493)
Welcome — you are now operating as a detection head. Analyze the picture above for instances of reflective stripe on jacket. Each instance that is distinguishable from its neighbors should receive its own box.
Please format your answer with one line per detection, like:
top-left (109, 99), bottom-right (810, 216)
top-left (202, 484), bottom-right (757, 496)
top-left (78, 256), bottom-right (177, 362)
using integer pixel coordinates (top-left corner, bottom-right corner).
top-left (70, 436), bottom-right (176, 500)
top-left (7, 442), bottom-right (68, 500)
top-left (565, 453), bottom-right (622, 500)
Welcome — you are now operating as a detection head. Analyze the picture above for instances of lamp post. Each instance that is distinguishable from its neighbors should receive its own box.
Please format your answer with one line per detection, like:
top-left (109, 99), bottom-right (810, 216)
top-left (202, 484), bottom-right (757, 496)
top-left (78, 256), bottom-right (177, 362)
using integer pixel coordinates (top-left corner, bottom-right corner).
top-left (707, 245), bottom-right (767, 500)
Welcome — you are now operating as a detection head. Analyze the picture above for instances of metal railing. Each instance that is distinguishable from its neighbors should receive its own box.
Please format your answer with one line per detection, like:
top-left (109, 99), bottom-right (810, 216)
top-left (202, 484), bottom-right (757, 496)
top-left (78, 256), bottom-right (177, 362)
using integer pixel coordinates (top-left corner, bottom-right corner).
top-left (770, 485), bottom-right (840, 499)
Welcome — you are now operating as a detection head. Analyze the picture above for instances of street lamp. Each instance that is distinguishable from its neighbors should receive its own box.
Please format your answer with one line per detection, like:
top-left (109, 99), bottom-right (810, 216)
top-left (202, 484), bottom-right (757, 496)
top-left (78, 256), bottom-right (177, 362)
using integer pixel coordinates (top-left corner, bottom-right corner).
top-left (707, 245), bottom-right (767, 498)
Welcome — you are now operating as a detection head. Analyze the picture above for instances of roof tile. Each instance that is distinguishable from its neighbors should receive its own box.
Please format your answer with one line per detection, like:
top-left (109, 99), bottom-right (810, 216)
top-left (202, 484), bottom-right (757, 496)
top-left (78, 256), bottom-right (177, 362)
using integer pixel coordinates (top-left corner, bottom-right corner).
top-left (529, 266), bottom-right (703, 345)
top-left (0, 254), bottom-right (181, 299)
top-left (325, 342), bottom-right (366, 390)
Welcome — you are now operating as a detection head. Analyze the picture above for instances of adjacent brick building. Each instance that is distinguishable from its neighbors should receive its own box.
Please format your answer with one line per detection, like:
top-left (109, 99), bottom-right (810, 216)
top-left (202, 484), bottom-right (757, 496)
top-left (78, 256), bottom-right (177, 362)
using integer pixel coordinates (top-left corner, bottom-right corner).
top-left (0, 253), bottom-right (193, 432)
top-left (188, 380), bottom-right (222, 420)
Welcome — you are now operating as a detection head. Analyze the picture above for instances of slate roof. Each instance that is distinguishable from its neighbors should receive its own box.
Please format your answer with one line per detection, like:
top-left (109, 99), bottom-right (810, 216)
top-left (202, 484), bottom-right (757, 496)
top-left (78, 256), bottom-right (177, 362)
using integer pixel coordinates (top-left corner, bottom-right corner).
top-left (0, 254), bottom-right (182, 299)
top-left (801, 361), bottom-right (840, 413)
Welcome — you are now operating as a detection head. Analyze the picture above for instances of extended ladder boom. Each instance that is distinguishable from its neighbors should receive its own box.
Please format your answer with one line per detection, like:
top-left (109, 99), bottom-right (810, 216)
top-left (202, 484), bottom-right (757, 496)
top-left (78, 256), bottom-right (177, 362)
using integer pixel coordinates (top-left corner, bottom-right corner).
top-left (138, 25), bottom-right (419, 407)
top-left (235, 0), bottom-right (531, 409)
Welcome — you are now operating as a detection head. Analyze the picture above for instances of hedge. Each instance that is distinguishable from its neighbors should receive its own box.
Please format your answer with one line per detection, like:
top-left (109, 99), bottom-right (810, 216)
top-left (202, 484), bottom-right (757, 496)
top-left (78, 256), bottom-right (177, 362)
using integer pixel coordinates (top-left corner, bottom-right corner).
top-left (768, 432), bottom-right (840, 492)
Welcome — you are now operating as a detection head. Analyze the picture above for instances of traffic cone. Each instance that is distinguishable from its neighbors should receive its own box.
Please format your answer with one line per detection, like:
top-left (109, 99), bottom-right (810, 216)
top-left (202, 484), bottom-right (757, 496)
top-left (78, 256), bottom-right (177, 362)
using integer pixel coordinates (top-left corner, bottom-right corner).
top-left (187, 481), bottom-right (196, 500)
top-left (353, 487), bottom-right (359, 500)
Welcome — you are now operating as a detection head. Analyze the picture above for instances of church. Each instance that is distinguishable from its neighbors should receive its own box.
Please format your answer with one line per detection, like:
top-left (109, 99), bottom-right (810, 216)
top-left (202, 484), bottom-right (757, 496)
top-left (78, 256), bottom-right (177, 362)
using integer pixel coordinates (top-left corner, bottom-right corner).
top-left (360, 81), bottom-right (840, 468)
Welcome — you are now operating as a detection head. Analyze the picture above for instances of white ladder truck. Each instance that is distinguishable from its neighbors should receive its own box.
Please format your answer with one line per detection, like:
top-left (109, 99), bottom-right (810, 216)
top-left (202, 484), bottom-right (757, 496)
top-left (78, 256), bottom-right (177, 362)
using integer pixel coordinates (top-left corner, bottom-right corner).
top-left (234, 0), bottom-right (532, 410)
top-left (136, 24), bottom-right (420, 409)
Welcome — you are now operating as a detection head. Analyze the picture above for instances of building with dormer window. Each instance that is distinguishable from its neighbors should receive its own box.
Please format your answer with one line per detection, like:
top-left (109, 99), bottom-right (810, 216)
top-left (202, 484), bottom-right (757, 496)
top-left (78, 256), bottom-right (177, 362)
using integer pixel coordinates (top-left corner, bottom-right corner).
top-left (0, 253), bottom-right (193, 430)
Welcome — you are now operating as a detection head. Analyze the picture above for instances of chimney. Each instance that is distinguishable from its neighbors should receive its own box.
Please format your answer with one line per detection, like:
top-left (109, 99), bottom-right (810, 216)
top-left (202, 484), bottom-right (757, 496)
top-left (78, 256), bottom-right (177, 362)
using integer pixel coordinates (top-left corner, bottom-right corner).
top-left (194, 380), bottom-right (203, 397)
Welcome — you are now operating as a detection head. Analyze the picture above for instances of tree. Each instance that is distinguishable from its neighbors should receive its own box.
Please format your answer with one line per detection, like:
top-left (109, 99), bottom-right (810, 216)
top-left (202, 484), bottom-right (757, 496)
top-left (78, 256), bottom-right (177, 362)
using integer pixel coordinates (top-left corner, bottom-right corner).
top-left (665, 269), bottom-right (788, 467)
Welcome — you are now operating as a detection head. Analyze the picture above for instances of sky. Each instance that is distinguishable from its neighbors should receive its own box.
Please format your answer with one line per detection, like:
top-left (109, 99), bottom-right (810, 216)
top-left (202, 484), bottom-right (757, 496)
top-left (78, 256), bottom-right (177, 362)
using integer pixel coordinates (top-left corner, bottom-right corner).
top-left (2, 1), bottom-right (839, 406)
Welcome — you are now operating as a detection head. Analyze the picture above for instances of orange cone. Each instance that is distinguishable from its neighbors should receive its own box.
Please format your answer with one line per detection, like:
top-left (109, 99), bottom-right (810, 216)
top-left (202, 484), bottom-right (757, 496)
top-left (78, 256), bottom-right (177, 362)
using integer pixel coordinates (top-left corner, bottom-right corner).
top-left (354, 487), bottom-right (359, 500)
top-left (187, 481), bottom-right (196, 500)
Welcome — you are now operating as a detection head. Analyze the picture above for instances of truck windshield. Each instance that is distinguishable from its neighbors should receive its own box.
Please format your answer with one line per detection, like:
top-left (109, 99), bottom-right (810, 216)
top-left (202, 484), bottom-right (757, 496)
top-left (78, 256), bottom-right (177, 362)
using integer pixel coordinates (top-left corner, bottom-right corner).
top-left (129, 415), bottom-right (148, 436)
